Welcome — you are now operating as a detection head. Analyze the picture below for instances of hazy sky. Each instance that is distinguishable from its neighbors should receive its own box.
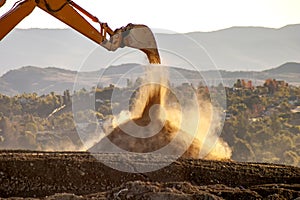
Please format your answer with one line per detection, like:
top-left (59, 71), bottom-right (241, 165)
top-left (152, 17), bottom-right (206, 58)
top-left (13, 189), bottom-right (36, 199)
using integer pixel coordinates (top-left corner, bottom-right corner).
top-left (1, 0), bottom-right (300, 32)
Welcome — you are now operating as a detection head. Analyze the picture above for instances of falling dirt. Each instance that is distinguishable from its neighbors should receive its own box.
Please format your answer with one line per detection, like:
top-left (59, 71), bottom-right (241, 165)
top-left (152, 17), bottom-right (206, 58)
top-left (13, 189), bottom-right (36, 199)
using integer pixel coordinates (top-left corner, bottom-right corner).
top-left (90, 67), bottom-right (201, 158)
top-left (90, 51), bottom-right (231, 160)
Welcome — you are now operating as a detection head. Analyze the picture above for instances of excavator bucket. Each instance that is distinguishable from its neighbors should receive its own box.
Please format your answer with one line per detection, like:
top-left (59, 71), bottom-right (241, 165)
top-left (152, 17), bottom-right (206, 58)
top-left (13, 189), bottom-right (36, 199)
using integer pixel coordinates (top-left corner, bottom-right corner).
top-left (122, 24), bottom-right (161, 64)
top-left (101, 24), bottom-right (161, 64)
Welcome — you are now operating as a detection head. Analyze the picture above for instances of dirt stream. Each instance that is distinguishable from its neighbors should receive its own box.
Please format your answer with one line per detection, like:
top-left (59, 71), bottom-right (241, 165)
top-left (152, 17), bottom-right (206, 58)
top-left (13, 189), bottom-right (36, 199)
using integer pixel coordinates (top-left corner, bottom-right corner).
top-left (0, 150), bottom-right (299, 199)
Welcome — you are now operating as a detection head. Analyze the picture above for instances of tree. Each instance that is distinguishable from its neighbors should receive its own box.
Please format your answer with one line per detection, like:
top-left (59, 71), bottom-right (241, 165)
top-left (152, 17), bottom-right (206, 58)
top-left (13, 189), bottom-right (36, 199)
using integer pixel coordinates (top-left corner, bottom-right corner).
top-left (25, 122), bottom-right (38, 134)
top-left (270, 114), bottom-right (282, 131)
top-left (264, 79), bottom-right (277, 95)
top-left (134, 77), bottom-right (143, 87)
top-left (266, 135), bottom-right (294, 157)
top-left (0, 116), bottom-right (11, 136)
top-left (126, 78), bottom-right (133, 88)
top-left (281, 151), bottom-right (299, 166)
top-left (232, 138), bottom-right (255, 162)
top-left (279, 101), bottom-right (291, 113)
top-left (64, 89), bottom-right (71, 104)
top-left (234, 79), bottom-right (242, 88)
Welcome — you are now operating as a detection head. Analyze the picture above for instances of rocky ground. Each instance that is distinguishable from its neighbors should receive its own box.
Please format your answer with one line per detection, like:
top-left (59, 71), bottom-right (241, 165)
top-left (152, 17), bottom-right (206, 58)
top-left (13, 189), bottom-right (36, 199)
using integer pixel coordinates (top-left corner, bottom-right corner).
top-left (0, 150), bottom-right (299, 199)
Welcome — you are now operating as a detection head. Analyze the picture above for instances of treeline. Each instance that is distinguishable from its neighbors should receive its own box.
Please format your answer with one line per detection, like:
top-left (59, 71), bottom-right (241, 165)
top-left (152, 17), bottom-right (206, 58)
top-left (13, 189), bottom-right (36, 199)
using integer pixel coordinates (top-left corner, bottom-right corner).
top-left (0, 79), bottom-right (299, 166)
top-left (0, 90), bottom-right (80, 150)
top-left (0, 91), bottom-right (71, 117)
top-left (222, 79), bottom-right (300, 166)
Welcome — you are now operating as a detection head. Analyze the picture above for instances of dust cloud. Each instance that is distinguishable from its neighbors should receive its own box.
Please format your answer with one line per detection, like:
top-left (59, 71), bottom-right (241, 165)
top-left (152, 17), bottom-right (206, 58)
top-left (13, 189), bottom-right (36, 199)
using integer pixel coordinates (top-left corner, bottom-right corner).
top-left (90, 65), bottom-right (232, 160)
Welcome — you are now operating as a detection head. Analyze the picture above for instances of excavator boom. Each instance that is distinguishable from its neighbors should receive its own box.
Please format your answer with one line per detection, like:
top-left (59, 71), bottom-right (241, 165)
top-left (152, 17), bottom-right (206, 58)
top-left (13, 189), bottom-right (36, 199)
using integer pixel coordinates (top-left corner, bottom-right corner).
top-left (0, 0), bottom-right (160, 64)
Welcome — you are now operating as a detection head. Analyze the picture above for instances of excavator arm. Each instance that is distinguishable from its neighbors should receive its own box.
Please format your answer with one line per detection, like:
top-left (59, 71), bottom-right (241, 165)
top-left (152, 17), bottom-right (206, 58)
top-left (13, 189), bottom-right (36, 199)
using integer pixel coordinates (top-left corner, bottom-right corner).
top-left (0, 0), bottom-right (160, 64)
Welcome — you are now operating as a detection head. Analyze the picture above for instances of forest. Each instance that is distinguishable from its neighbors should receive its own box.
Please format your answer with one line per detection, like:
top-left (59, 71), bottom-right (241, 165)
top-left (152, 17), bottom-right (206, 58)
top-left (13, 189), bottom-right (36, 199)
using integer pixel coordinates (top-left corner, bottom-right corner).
top-left (0, 78), bottom-right (299, 167)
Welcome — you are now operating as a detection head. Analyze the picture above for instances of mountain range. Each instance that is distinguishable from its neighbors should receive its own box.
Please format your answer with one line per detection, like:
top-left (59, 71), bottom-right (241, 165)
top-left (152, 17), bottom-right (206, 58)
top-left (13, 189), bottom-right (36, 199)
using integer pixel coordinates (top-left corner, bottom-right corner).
top-left (1, 24), bottom-right (300, 75)
top-left (0, 62), bottom-right (299, 96)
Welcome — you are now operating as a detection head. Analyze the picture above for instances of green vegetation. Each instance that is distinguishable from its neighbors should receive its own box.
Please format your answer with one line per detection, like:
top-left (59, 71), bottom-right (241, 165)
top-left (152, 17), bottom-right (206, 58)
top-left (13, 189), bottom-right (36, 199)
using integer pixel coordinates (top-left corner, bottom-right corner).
top-left (223, 79), bottom-right (300, 166)
top-left (0, 78), bottom-right (299, 166)
top-left (0, 90), bottom-right (80, 150)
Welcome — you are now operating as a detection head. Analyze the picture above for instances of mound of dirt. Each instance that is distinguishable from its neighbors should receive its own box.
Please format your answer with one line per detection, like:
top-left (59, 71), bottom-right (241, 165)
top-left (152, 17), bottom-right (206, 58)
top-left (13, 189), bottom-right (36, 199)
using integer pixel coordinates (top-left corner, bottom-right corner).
top-left (89, 118), bottom-right (201, 159)
top-left (0, 150), bottom-right (299, 199)
top-left (90, 83), bottom-right (201, 159)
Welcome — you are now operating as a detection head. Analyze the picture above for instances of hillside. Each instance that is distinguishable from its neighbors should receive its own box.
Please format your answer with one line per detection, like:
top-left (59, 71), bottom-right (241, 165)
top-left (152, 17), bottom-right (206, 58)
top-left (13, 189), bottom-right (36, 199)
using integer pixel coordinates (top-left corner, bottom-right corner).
top-left (0, 66), bottom-right (85, 95)
top-left (1, 24), bottom-right (300, 74)
top-left (0, 62), bottom-right (300, 95)
top-left (186, 25), bottom-right (300, 70)
top-left (264, 62), bottom-right (300, 74)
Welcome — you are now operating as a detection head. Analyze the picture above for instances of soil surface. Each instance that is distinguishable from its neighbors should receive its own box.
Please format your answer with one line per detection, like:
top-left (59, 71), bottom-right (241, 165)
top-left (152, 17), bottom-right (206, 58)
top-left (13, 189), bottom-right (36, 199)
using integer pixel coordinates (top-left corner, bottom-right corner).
top-left (0, 150), bottom-right (299, 199)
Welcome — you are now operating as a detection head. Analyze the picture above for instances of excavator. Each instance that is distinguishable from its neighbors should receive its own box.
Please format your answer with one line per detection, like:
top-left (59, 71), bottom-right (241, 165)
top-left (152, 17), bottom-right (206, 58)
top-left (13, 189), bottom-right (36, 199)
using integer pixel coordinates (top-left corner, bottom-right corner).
top-left (0, 0), bottom-right (161, 64)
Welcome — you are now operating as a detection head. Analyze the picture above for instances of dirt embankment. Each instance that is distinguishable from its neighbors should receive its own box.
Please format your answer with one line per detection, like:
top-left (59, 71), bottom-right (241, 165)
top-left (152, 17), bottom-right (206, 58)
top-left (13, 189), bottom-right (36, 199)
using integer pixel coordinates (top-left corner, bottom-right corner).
top-left (0, 150), bottom-right (299, 199)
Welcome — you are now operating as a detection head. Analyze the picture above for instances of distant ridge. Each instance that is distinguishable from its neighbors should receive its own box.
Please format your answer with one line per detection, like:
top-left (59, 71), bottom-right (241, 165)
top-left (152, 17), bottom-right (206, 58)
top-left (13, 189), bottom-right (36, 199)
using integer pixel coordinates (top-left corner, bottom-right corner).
top-left (264, 62), bottom-right (300, 74)
top-left (1, 24), bottom-right (300, 75)
top-left (0, 62), bottom-right (299, 95)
